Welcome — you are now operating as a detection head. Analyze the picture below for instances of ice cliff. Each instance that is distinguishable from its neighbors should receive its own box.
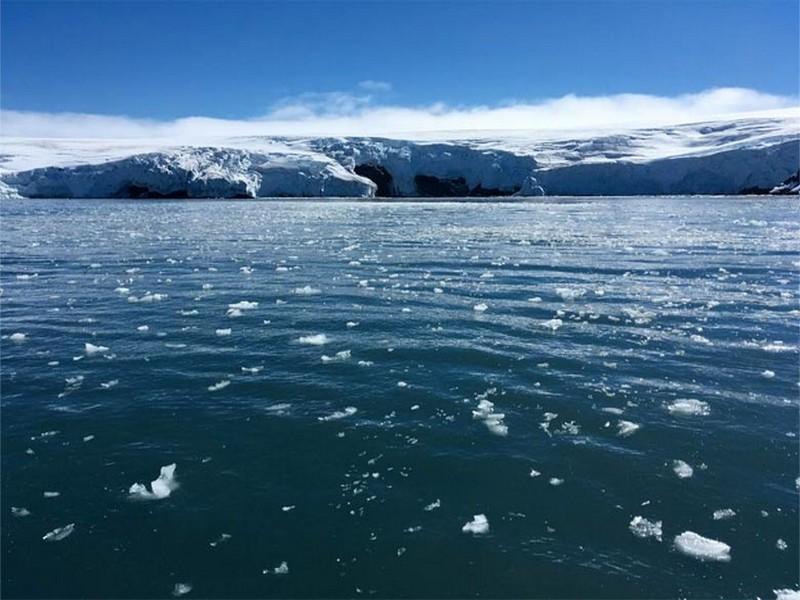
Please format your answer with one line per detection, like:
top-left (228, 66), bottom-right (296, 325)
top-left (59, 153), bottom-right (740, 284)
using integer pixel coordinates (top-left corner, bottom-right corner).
top-left (1, 112), bottom-right (797, 198)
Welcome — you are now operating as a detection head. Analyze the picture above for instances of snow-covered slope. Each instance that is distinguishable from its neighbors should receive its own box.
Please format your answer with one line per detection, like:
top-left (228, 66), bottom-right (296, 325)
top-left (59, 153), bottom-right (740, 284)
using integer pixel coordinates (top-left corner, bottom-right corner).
top-left (1, 111), bottom-right (797, 198)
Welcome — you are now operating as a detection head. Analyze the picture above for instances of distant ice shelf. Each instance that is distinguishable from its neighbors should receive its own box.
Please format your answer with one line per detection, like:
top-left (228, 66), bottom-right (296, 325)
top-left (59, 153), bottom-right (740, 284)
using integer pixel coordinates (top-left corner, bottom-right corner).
top-left (0, 111), bottom-right (797, 198)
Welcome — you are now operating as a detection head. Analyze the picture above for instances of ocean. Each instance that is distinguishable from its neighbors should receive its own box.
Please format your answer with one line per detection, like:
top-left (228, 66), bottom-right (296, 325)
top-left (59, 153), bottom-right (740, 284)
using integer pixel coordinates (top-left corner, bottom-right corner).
top-left (1, 197), bottom-right (798, 599)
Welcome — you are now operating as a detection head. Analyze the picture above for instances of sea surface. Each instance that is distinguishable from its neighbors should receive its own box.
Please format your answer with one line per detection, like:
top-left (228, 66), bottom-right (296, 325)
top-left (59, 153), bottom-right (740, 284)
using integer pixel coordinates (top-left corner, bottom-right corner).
top-left (1, 197), bottom-right (798, 599)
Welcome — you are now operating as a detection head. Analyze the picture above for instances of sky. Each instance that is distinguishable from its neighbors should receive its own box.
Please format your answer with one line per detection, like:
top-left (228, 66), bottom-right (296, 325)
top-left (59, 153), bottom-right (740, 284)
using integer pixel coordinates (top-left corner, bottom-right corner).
top-left (1, 0), bottom-right (798, 137)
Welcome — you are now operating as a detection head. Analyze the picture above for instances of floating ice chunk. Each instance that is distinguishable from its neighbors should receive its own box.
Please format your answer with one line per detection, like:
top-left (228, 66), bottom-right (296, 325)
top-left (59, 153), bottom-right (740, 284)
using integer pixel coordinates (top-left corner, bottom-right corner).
top-left (629, 516), bottom-right (662, 541)
top-left (462, 514), bottom-right (489, 535)
top-left (100, 380), bottom-right (119, 389)
top-left (529, 469), bottom-right (541, 478)
top-left (555, 287), bottom-right (586, 301)
top-left (294, 286), bottom-right (321, 295)
top-left (241, 366), bottom-right (263, 374)
top-left (673, 460), bottom-right (694, 479)
top-left (318, 406), bottom-right (357, 421)
top-left (473, 303), bottom-right (488, 312)
top-left (43, 491), bottom-right (60, 498)
top-left (281, 505), bottom-right (295, 512)
top-left (11, 506), bottom-right (31, 517)
top-left (666, 399), bottom-right (710, 416)
top-left (397, 381), bottom-right (408, 388)
top-left (713, 508), bottom-right (736, 521)
top-left (321, 350), bottom-right (351, 363)
top-left (346, 321), bottom-right (359, 328)
top-left (136, 293), bottom-right (167, 303)
top-left (528, 297), bottom-right (542, 302)
top-left (774, 589), bottom-right (800, 600)
top-left (776, 539), bottom-right (788, 551)
top-left (227, 308), bottom-right (243, 317)
top-left (9, 332), bottom-right (27, 343)
top-left (541, 318), bottom-right (563, 332)
top-left (472, 399), bottom-right (508, 436)
top-left (240, 266), bottom-right (253, 274)
top-left (549, 477), bottom-right (564, 486)
top-left (617, 420), bottom-right (640, 437)
top-left (137, 325), bottom-right (149, 332)
top-left (215, 328), bottom-right (231, 336)
top-left (84, 342), bottom-right (109, 355)
top-left (209, 533), bottom-right (232, 547)
top-left (172, 583), bottom-right (192, 597)
top-left (208, 380), bottom-right (230, 392)
top-left (673, 531), bottom-right (731, 562)
top-left (424, 499), bottom-right (441, 511)
top-left (42, 523), bottom-right (75, 542)
top-left (298, 334), bottom-right (329, 345)
top-left (263, 561), bottom-right (289, 575)
top-left (83, 435), bottom-right (95, 442)
top-left (129, 463), bottom-right (178, 500)
top-left (16, 273), bottom-right (38, 280)
top-left (229, 301), bottom-right (258, 310)
top-left (762, 370), bottom-right (776, 379)
top-left (601, 407), bottom-right (625, 415)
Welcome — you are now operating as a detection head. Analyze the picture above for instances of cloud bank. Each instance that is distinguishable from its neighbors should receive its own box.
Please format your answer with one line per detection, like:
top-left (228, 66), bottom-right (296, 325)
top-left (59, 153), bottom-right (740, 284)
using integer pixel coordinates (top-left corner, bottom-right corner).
top-left (1, 87), bottom-right (796, 140)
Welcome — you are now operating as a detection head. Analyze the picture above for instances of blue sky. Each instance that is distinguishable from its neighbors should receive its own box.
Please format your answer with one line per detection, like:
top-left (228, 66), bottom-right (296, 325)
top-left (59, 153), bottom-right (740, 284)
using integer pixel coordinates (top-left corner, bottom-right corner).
top-left (2, 0), bottom-right (798, 119)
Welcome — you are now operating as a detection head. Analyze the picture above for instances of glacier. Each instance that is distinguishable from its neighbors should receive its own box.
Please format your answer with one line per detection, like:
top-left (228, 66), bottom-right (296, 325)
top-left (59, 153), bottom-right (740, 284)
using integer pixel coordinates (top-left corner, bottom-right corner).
top-left (1, 111), bottom-right (797, 198)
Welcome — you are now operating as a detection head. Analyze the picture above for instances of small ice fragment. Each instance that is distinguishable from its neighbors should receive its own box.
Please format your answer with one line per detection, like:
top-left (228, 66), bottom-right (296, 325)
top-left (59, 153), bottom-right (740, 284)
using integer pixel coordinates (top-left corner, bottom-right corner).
top-left (321, 350), bottom-right (351, 363)
top-left (294, 286), bottom-right (321, 295)
top-left (424, 499), bottom-right (441, 511)
top-left (82, 435), bottom-right (95, 442)
top-left (9, 332), bottom-right (27, 343)
top-left (472, 398), bottom-right (508, 436)
top-left (762, 370), bottom-right (775, 379)
top-left (713, 508), bottom-right (736, 521)
top-left (529, 468), bottom-right (541, 478)
top-left (298, 334), bottom-right (329, 345)
top-left (346, 321), bottom-right (359, 328)
top-left (172, 583), bottom-right (192, 597)
top-left (666, 399), bottom-right (710, 416)
top-left (208, 380), bottom-right (230, 392)
top-left (209, 533), bottom-right (232, 547)
top-left (100, 380), bottom-right (119, 389)
top-left (318, 406), bottom-right (357, 421)
top-left (263, 561), bottom-right (289, 575)
top-left (673, 460), bottom-right (694, 479)
top-left (549, 477), bottom-right (564, 486)
top-left (629, 516), bottom-right (663, 541)
top-left (84, 342), bottom-right (109, 355)
top-left (228, 301), bottom-right (258, 310)
top-left (42, 523), bottom-right (75, 542)
top-left (215, 328), bottom-right (231, 336)
top-left (43, 491), bottom-right (60, 498)
top-left (11, 506), bottom-right (31, 517)
top-left (461, 514), bottom-right (489, 535)
top-left (473, 303), bottom-right (488, 312)
top-left (137, 325), bottom-right (149, 332)
top-left (776, 538), bottom-right (788, 551)
top-left (673, 531), bottom-right (731, 562)
top-left (541, 318), bottom-right (563, 332)
top-left (282, 505), bottom-right (295, 512)
top-left (241, 366), bottom-right (263, 374)
top-left (617, 420), bottom-right (640, 437)
top-left (129, 463), bottom-right (178, 500)
top-left (397, 381), bottom-right (408, 388)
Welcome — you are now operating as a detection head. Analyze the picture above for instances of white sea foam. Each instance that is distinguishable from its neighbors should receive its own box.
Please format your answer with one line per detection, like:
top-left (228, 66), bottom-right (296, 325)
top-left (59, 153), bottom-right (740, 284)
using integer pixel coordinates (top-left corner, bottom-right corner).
top-left (674, 531), bottom-right (731, 562)
top-left (673, 460), bottom-right (694, 478)
top-left (241, 366), bottom-right (263, 374)
top-left (541, 318), bottom-right (563, 332)
top-left (629, 516), bottom-right (662, 541)
top-left (129, 463), bottom-right (178, 500)
top-left (666, 399), bottom-right (710, 416)
top-left (462, 514), bottom-right (489, 535)
top-left (42, 523), bottom-right (75, 542)
top-left (318, 406), bottom-right (357, 421)
top-left (298, 334), bottom-right (329, 345)
top-left (100, 379), bottom-right (119, 389)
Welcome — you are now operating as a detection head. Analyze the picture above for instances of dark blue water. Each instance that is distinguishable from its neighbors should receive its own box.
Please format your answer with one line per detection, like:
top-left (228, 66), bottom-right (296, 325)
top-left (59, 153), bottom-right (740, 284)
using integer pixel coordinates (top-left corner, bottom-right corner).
top-left (1, 197), bottom-right (798, 599)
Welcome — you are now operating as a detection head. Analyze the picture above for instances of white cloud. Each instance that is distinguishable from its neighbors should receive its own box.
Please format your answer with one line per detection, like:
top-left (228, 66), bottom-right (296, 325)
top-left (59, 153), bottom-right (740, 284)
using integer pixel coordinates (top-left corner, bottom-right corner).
top-left (1, 87), bottom-right (796, 140)
top-left (358, 80), bottom-right (392, 93)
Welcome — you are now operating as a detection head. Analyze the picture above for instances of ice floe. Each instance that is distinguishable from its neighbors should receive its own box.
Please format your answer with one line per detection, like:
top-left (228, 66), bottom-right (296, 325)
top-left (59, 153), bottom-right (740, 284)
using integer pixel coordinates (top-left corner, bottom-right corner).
top-left (298, 334), bottom-right (329, 345)
top-left (9, 332), bottom-right (27, 343)
top-left (629, 516), bottom-right (662, 541)
top-left (84, 342), bottom-right (110, 355)
top-left (673, 531), bottom-right (731, 562)
top-left (318, 406), bottom-right (357, 421)
top-left (42, 523), bottom-right (75, 542)
top-left (666, 399), bottom-right (710, 416)
top-left (462, 514), bottom-right (489, 535)
top-left (617, 420), bottom-right (640, 437)
top-left (672, 460), bottom-right (694, 479)
top-left (129, 463), bottom-right (178, 500)
top-left (228, 301), bottom-right (258, 310)
top-left (713, 508), bottom-right (736, 521)
top-left (472, 398), bottom-right (508, 436)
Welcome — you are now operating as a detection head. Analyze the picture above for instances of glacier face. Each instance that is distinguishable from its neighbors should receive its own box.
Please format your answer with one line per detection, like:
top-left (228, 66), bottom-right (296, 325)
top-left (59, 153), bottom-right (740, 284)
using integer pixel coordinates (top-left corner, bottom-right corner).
top-left (1, 112), bottom-right (798, 198)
